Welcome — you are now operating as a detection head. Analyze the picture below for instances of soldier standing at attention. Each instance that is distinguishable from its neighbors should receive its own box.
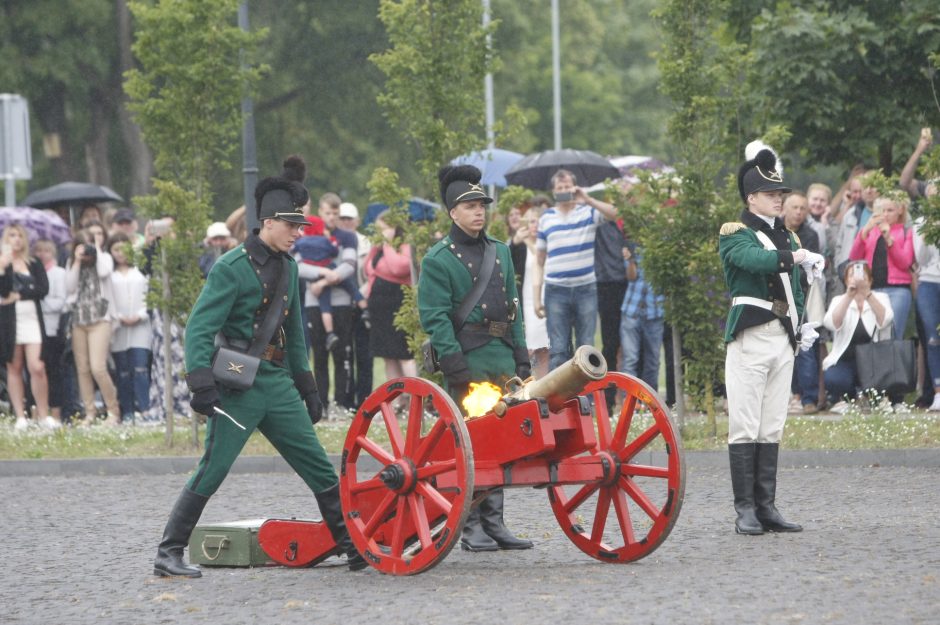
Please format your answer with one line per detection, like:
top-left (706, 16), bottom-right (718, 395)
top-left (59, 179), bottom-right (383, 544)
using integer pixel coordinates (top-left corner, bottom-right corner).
top-left (418, 164), bottom-right (533, 552)
top-left (153, 176), bottom-right (365, 577)
top-left (719, 144), bottom-right (823, 536)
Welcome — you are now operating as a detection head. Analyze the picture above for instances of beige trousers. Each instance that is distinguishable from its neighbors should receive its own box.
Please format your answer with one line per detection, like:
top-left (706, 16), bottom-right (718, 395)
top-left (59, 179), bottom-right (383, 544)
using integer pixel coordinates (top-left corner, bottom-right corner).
top-left (72, 320), bottom-right (119, 418)
top-left (725, 320), bottom-right (794, 444)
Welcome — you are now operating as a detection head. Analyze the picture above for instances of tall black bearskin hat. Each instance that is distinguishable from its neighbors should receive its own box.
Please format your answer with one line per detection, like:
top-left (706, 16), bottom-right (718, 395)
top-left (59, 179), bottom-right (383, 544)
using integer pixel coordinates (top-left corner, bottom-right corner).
top-left (281, 154), bottom-right (307, 184)
top-left (437, 164), bottom-right (494, 211)
top-left (737, 140), bottom-right (791, 202)
top-left (254, 176), bottom-right (309, 224)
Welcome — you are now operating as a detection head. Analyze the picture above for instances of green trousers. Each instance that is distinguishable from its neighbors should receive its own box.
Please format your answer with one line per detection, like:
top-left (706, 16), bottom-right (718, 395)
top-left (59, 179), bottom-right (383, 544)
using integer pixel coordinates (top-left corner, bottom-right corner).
top-left (186, 361), bottom-right (337, 497)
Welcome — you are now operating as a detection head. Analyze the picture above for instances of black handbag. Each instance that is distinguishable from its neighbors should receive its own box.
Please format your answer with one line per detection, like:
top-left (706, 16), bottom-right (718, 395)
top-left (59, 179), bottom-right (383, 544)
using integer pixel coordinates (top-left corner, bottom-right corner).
top-left (855, 334), bottom-right (917, 396)
top-left (421, 241), bottom-right (497, 374)
top-left (211, 258), bottom-right (290, 390)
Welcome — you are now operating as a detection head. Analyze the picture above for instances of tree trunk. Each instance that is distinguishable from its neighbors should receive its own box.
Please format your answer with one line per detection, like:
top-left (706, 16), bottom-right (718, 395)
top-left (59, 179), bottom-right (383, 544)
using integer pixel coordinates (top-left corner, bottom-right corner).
top-left (85, 91), bottom-right (113, 187)
top-left (162, 246), bottom-right (174, 447)
top-left (671, 325), bottom-right (685, 430)
top-left (879, 142), bottom-right (894, 174)
top-left (34, 89), bottom-right (81, 182)
top-left (115, 0), bottom-right (154, 198)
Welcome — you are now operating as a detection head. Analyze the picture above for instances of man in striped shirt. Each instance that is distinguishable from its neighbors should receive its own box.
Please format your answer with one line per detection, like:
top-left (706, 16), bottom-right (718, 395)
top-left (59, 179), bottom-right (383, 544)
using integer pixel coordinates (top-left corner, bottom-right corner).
top-left (532, 169), bottom-right (618, 369)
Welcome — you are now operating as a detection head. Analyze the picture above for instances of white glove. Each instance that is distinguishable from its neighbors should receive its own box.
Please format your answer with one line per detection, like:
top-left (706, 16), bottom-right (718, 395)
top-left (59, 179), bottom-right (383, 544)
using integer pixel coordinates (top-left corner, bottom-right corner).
top-left (798, 251), bottom-right (824, 285)
top-left (798, 322), bottom-right (819, 352)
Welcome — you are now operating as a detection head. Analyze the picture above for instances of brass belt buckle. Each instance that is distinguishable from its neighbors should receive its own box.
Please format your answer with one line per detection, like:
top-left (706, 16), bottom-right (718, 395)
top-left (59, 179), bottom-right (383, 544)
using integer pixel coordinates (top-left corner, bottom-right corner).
top-left (771, 299), bottom-right (788, 318)
top-left (488, 321), bottom-right (509, 337)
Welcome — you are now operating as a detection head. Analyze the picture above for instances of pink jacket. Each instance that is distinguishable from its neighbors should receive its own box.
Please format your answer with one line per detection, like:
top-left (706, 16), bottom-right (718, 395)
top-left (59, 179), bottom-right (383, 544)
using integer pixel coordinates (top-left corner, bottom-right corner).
top-left (848, 223), bottom-right (914, 285)
top-left (364, 243), bottom-right (413, 294)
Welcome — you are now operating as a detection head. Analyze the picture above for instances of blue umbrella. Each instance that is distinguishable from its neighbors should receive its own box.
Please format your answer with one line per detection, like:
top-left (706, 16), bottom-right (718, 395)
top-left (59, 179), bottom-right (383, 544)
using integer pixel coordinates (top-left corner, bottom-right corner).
top-left (365, 197), bottom-right (441, 226)
top-left (450, 148), bottom-right (525, 187)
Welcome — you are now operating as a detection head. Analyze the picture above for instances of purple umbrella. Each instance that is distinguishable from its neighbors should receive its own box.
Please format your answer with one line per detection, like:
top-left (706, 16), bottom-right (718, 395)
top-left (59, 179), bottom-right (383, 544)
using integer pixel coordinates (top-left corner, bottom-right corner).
top-left (0, 207), bottom-right (72, 245)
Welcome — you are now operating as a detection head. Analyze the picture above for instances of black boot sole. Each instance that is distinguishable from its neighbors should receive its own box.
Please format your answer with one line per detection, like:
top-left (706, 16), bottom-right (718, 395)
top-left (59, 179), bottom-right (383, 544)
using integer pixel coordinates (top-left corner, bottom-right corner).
top-left (460, 541), bottom-right (498, 552)
top-left (734, 525), bottom-right (764, 536)
top-left (153, 566), bottom-right (202, 578)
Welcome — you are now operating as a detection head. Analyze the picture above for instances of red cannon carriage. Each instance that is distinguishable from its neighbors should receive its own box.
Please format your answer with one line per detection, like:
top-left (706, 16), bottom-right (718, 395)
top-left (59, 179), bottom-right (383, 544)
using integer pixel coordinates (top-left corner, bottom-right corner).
top-left (259, 346), bottom-right (685, 575)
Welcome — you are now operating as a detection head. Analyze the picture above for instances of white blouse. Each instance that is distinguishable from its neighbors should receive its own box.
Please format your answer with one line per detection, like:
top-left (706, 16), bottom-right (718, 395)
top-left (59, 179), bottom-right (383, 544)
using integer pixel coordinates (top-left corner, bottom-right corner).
top-left (822, 292), bottom-right (894, 370)
top-left (110, 267), bottom-right (152, 351)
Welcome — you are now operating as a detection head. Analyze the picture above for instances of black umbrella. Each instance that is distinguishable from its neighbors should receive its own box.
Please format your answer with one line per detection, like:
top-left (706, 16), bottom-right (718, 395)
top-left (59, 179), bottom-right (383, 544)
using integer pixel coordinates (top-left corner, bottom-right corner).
top-left (504, 149), bottom-right (620, 190)
top-left (22, 181), bottom-right (123, 208)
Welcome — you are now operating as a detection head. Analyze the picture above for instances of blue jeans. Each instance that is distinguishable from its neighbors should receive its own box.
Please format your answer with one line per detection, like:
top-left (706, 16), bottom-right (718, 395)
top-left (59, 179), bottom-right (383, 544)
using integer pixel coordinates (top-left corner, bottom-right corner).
top-left (917, 280), bottom-right (940, 389)
top-left (544, 282), bottom-right (598, 370)
top-left (112, 348), bottom-right (151, 418)
top-left (824, 359), bottom-right (858, 404)
top-left (619, 315), bottom-right (664, 390)
top-left (876, 285), bottom-right (911, 338)
top-left (793, 342), bottom-right (819, 406)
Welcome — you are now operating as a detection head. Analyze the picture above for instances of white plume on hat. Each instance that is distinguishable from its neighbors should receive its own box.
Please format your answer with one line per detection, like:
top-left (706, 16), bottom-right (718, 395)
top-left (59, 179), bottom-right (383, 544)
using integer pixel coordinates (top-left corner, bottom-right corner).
top-left (744, 140), bottom-right (783, 176)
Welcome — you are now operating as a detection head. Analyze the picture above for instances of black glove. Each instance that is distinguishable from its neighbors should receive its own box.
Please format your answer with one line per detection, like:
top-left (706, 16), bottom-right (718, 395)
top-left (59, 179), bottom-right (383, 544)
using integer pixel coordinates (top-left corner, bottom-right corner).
top-left (190, 387), bottom-right (220, 416)
top-left (186, 368), bottom-right (220, 416)
top-left (513, 345), bottom-right (532, 381)
top-left (294, 371), bottom-right (323, 425)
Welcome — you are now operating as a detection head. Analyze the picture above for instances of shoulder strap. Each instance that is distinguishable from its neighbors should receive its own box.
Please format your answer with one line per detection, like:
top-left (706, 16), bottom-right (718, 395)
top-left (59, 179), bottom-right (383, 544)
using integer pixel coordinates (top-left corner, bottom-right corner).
top-left (452, 240), bottom-right (497, 332)
top-left (248, 257), bottom-right (291, 356)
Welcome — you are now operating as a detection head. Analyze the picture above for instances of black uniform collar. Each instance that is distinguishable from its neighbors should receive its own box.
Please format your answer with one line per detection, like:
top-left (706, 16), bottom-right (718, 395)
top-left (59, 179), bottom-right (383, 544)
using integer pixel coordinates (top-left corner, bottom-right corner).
top-left (245, 231), bottom-right (282, 265)
top-left (449, 222), bottom-right (487, 247)
top-left (741, 209), bottom-right (784, 233)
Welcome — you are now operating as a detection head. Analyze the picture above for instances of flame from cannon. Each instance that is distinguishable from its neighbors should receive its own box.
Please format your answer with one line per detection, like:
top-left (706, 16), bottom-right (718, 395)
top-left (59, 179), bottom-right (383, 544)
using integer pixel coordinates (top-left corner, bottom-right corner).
top-left (461, 382), bottom-right (503, 419)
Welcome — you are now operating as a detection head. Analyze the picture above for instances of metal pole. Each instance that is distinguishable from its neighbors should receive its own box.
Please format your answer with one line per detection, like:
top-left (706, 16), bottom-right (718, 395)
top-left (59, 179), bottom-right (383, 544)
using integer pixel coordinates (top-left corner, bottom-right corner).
top-left (482, 0), bottom-right (496, 198)
top-left (551, 0), bottom-right (562, 150)
top-left (2, 95), bottom-right (15, 206)
top-left (239, 2), bottom-right (259, 234)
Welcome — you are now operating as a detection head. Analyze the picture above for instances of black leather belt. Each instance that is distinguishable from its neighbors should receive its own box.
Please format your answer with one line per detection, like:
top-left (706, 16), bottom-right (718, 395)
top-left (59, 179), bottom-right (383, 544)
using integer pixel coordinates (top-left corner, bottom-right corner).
top-left (462, 321), bottom-right (510, 338)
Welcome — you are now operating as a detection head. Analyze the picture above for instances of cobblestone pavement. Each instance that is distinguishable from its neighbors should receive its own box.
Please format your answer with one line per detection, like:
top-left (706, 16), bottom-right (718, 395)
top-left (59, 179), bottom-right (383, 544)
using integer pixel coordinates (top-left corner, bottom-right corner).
top-left (2, 464), bottom-right (937, 625)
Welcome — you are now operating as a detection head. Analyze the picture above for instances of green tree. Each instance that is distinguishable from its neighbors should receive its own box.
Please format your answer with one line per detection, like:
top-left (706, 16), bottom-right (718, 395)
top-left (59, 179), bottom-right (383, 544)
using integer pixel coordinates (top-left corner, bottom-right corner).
top-left (124, 0), bottom-right (265, 443)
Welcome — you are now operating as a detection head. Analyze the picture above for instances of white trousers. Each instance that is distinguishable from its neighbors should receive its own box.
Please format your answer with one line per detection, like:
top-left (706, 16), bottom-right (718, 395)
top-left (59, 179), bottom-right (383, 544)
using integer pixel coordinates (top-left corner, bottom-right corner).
top-left (725, 320), bottom-right (794, 444)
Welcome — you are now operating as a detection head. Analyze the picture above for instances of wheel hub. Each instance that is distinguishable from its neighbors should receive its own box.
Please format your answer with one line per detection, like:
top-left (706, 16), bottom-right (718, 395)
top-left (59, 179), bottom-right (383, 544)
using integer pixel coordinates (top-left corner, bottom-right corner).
top-left (379, 459), bottom-right (418, 494)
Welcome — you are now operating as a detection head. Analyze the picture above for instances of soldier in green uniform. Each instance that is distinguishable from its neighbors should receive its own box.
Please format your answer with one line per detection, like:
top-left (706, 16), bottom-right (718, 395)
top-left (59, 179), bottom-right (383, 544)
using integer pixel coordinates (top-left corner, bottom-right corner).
top-left (719, 145), bottom-right (823, 536)
top-left (153, 176), bottom-right (365, 577)
top-left (418, 164), bottom-right (533, 552)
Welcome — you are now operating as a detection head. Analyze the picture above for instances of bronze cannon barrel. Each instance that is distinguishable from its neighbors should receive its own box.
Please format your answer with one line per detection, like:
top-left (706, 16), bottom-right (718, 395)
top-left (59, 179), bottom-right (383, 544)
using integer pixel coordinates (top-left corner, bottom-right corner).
top-left (495, 345), bottom-right (607, 415)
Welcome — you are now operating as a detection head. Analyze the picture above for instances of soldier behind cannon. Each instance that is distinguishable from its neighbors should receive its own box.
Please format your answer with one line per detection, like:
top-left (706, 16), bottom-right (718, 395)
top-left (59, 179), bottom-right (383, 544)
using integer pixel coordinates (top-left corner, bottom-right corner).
top-left (417, 164), bottom-right (533, 552)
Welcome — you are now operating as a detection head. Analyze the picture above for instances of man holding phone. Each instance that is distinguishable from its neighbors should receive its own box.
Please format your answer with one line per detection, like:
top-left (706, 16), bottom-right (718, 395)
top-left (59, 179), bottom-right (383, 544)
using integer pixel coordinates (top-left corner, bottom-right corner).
top-left (532, 169), bottom-right (618, 370)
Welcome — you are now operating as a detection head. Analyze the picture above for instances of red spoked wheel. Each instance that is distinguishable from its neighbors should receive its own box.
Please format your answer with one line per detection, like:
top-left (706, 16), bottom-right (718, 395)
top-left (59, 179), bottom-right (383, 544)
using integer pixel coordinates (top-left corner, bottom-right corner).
top-left (548, 372), bottom-right (685, 563)
top-left (339, 377), bottom-right (473, 575)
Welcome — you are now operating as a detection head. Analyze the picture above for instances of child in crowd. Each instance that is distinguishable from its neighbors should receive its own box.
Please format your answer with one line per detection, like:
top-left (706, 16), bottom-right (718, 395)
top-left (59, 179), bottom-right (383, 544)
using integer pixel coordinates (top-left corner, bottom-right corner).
top-left (293, 216), bottom-right (368, 351)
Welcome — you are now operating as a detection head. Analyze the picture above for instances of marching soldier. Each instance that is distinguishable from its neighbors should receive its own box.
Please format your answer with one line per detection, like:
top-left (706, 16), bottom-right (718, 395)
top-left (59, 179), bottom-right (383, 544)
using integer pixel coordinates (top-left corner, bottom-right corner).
top-left (719, 144), bottom-right (823, 536)
top-left (417, 164), bottom-right (533, 552)
top-left (153, 176), bottom-right (365, 577)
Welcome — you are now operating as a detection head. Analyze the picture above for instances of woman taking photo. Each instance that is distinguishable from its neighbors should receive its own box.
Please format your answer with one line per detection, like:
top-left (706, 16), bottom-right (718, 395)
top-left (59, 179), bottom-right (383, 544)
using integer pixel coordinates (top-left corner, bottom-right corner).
top-left (108, 233), bottom-right (152, 422)
top-left (364, 212), bottom-right (417, 382)
top-left (822, 261), bottom-right (894, 411)
top-left (0, 224), bottom-right (52, 430)
top-left (848, 196), bottom-right (914, 338)
top-left (66, 229), bottom-right (120, 425)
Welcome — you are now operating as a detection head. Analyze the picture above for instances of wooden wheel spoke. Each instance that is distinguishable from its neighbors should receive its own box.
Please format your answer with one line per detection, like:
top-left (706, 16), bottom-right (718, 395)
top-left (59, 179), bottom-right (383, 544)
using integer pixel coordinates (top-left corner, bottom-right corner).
top-left (349, 475), bottom-right (386, 495)
top-left (612, 395), bottom-right (637, 450)
top-left (410, 418), bottom-right (448, 466)
top-left (621, 476), bottom-right (661, 521)
top-left (362, 491), bottom-right (398, 539)
top-left (416, 459), bottom-right (457, 480)
top-left (389, 497), bottom-right (409, 557)
top-left (415, 482), bottom-right (452, 517)
top-left (409, 493), bottom-right (433, 550)
top-left (355, 435), bottom-right (395, 466)
top-left (594, 390), bottom-right (613, 449)
top-left (611, 487), bottom-right (637, 545)
top-left (622, 463), bottom-right (671, 479)
top-left (591, 488), bottom-right (612, 542)
top-left (380, 401), bottom-right (405, 458)
top-left (619, 424), bottom-right (662, 463)
top-left (563, 483), bottom-right (600, 515)
top-left (404, 393), bottom-right (424, 455)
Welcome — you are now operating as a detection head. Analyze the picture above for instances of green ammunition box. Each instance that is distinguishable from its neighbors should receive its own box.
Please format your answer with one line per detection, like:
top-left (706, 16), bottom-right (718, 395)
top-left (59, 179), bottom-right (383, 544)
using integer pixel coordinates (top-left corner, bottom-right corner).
top-left (189, 519), bottom-right (275, 567)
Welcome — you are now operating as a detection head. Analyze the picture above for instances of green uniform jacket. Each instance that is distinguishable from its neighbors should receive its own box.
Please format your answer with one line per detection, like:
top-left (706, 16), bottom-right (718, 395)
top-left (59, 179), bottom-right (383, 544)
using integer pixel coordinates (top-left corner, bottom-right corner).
top-left (417, 233), bottom-right (526, 383)
top-left (719, 222), bottom-right (804, 344)
top-left (184, 243), bottom-right (308, 377)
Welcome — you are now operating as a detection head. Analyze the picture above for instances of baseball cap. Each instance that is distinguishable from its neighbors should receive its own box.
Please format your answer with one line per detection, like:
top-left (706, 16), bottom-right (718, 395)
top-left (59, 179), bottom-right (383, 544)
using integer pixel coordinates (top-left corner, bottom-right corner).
top-left (113, 208), bottom-right (136, 223)
top-left (206, 222), bottom-right (231, 239)
top-left (339, 202), bottom-right (359, 219)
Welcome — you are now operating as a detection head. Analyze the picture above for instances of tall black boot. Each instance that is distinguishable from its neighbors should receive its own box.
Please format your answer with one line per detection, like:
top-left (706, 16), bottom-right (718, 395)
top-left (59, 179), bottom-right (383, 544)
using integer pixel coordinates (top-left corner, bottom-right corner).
top-left (460, 503), bottom-right (499, 552)
top-left (754, 443), bottom-right (803, 532)
top-left (728, 443), bottom-right (764, 535)
top-left (315, 484), bottom-right (368, 571)
top-left (154, 487), bottom-right (210, 577)
top-left (479, 490), bottom-right (533, 550)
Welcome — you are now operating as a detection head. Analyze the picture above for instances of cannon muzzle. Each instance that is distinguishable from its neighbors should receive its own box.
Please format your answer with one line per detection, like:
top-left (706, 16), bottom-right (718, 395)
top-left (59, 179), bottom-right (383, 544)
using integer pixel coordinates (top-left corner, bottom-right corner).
top-left (495, 345), bottom-right (607, 415)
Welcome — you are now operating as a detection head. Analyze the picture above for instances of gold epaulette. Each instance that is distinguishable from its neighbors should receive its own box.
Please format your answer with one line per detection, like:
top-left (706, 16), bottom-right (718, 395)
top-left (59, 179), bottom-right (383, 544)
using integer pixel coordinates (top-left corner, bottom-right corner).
top-left (720, 222), bottom-right (746, 236)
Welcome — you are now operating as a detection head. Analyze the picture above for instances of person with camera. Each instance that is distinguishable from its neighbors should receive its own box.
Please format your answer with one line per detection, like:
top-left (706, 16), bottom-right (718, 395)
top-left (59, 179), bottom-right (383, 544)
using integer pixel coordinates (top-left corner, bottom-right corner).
top-left (65, 228), bottom-right (120, 426)
top-left (153, 176), bottom-right (365, 578)
top-left (822, 261), bottom-right (893, 412)
top-left (418, 164), bottom-right (533, 553)
top-left (0, 224), bottom-right (51, 430)
top-left (720, 144), bottom-right (824, 536)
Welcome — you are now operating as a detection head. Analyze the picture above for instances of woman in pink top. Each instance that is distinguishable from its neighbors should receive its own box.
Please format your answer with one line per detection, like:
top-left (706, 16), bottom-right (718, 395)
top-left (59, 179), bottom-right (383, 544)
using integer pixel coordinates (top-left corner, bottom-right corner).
top-left (364, 211), bottom-right (417, 382)
top-left (848, 196), bottom-right (914, 338)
